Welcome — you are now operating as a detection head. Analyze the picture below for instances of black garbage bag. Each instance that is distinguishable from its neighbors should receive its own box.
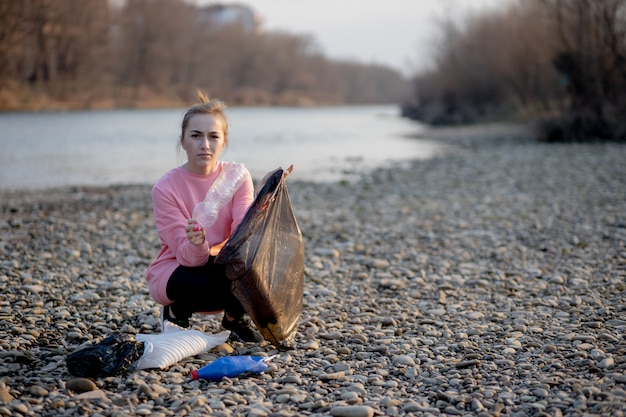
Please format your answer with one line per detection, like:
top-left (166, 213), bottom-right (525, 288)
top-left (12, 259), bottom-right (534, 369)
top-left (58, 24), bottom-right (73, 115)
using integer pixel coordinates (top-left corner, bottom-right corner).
top-left (216, 168), bottom-right (304, 344)
top-left (66, 334), bottom-right (144, 378)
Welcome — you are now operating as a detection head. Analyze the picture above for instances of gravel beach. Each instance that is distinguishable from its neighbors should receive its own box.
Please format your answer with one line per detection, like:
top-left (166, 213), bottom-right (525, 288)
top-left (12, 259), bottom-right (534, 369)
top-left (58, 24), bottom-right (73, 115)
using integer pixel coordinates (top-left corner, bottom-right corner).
top-left (1, 123), bottom-right (625, 417)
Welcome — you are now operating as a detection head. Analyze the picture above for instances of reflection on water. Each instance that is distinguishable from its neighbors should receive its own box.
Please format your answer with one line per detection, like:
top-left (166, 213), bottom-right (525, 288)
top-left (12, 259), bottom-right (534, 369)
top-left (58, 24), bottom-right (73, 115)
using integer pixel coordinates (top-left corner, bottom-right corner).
top-left (0, 105), bottom-right (444, 190)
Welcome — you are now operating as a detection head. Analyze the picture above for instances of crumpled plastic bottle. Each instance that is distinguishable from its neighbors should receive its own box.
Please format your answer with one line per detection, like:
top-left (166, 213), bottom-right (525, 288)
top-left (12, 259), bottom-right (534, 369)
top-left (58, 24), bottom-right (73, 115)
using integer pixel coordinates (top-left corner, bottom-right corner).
top-left (193, 162), bottom-right (246, 228)
top-left (134, 322), bottom-right (230, 370)
top-left (190, 355), bottom-right (275, 381)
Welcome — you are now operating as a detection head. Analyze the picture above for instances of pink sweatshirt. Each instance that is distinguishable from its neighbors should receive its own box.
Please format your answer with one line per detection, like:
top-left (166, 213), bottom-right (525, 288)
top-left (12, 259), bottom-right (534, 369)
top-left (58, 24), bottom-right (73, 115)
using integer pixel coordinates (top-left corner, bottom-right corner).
top-left (145, 161), bottom-right (254, 305)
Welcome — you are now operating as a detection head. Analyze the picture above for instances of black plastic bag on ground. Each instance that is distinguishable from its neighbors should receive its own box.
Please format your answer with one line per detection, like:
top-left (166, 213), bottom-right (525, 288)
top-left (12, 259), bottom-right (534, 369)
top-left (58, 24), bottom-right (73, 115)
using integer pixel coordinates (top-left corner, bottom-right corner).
top-left (216, 168), bottom-right (304, 344)
top-left (66, 334), bottom-right (144, 378)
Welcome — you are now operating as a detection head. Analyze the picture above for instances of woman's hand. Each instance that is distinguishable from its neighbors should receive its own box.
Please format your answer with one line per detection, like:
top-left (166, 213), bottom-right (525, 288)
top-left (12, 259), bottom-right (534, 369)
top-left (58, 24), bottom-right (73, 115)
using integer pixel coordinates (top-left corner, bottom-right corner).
top-left (210, 238), bottom-right (228, 256)
top-left (283, 164), bottom-right (294, 179)
top-left (256, 164), bottom-right (295, 196)
top-left (186, 219), bottom-right (205, 246)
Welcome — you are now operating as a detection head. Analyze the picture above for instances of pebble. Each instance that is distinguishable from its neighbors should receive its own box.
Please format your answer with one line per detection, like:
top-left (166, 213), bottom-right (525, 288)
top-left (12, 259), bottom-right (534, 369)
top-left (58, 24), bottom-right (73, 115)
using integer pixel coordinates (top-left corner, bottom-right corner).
top-left (0, 124), bottom-right (625, 417)
top-left (29, 385), bottom-right (48, 397)
top-left (392, 355), bottom-right (415, 367)
top-left (598, 357), bottom-right (615, 368)
top-left (74, 390), bottom-right (107, 400)
top-left (65, 378), bottom-right (98, 393)
top-left (0, 390), bottom-right (13, 404)
top-left (330, 405), bottom-right (375, 417)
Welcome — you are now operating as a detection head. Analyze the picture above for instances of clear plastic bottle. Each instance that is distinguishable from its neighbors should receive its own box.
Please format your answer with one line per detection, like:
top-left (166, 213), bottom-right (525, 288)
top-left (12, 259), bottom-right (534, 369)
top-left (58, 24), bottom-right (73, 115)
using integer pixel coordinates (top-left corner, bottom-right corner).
top-left (192, 162), bottom-right (246, 228)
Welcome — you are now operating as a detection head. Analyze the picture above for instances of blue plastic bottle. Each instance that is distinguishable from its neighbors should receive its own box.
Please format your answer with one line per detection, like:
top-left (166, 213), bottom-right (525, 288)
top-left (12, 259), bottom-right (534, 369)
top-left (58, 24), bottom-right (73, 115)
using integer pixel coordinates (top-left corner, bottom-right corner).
top-left (191, 355), bottom-right (273, 381)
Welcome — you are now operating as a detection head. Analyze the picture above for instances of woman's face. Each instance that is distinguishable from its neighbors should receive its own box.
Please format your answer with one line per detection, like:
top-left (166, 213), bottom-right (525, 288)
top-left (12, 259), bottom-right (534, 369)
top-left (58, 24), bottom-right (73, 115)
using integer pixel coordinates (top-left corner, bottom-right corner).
top-left (181, 114), bottom-right (226, 175)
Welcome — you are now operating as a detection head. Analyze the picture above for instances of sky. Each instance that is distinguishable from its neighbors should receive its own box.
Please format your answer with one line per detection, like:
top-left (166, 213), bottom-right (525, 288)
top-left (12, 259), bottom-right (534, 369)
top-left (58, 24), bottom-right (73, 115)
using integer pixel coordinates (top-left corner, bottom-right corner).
top-left (201, 0), bottom-right (515, 76)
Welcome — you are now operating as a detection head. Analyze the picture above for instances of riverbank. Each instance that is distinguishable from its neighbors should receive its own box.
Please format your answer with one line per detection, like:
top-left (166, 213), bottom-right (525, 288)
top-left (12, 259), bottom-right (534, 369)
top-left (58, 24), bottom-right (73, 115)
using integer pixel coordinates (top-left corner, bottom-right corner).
top-left (1, 123), bottom-right (625, 416)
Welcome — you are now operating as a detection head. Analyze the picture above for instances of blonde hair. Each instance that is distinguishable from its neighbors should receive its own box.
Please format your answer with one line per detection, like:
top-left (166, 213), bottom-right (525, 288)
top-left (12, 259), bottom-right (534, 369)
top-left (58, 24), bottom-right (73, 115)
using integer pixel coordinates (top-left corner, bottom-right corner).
top-left (180, 91), bottom-right (229, 146)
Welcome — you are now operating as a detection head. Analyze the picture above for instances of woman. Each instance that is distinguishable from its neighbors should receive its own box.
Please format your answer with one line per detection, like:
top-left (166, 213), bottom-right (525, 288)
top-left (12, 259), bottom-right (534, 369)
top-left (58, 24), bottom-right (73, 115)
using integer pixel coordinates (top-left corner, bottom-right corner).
top-left (146, 93), bottom-right (288, 342)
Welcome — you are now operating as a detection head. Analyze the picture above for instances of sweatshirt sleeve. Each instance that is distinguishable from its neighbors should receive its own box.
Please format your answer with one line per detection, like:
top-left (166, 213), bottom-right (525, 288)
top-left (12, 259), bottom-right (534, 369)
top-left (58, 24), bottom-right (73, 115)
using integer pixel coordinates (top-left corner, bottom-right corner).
top-left (152, 185), bottom-right (210, 267)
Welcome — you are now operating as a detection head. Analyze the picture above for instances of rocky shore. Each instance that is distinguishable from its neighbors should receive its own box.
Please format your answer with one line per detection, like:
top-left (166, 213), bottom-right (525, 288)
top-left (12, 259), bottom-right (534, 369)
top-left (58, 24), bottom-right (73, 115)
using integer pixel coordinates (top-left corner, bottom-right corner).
top-left (1, 123), bottom-right (625, 417)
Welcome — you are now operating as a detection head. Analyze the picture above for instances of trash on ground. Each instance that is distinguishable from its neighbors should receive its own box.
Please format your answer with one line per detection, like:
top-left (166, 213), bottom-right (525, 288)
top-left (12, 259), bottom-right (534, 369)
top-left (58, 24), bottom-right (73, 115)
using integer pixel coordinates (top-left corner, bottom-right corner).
top-left (134, 322), bottom-right (229, 370)
top-left (65, 322), bottom-right (229, 376)
top-left (191, 355), bottom-right (275, 380)
top-left (66, 334), bottom-right (144, 378)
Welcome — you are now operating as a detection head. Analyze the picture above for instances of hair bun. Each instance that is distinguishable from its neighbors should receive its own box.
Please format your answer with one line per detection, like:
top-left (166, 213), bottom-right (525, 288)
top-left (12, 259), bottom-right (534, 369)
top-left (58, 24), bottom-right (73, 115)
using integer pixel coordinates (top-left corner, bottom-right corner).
top-left (196, 90), bottom-right (210, 104)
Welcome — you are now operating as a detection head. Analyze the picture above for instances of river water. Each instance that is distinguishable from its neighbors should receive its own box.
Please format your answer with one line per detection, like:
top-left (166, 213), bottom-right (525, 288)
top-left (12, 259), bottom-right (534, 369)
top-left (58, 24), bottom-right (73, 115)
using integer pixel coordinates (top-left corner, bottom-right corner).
top-left (0, 105), bottom-right (444, 191)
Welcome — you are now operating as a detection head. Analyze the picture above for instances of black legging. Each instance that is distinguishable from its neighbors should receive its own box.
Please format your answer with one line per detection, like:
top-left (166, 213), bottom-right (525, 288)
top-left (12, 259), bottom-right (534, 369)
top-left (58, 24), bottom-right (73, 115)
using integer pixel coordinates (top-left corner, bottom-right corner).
top-left (165, 256), bottom-right (245, 320)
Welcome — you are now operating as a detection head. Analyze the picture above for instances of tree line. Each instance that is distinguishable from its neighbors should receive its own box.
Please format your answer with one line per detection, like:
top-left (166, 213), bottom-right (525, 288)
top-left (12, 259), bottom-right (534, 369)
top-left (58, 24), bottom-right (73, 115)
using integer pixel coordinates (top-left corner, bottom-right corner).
top-left (401, 0), bottom-right (626, 142)
top-left (0, 0), bottom-right (408, 111)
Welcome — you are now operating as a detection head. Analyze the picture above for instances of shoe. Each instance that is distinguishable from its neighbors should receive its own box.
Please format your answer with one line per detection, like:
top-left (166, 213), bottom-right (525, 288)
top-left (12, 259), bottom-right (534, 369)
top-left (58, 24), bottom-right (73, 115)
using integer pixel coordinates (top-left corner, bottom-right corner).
top-left (161, 305), bottom-right (190, 331)
top-left (222, 315), bottom-right (264, 343)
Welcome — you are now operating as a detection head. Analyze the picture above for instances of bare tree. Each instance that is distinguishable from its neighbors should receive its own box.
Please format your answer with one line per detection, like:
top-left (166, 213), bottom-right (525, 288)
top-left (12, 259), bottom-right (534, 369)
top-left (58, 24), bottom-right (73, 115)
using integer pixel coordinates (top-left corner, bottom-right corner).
top-left (403, 0), bottom-right (625, 140)
top-left (542, 0), bottom-right (626, 140)
top-left (0, 0), bottom-right (408, 110)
